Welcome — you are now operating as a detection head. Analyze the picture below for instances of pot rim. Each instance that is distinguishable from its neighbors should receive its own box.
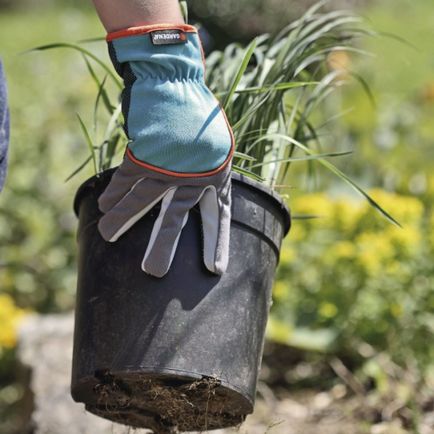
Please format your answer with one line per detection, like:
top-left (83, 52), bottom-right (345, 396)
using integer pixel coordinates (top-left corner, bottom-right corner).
top-left (73, 169), bottom-right (291, 235)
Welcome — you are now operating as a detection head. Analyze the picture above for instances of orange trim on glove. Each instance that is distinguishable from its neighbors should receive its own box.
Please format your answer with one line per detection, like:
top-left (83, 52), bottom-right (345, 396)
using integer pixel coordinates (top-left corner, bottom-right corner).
top-left (126, 134), bottom-right (234, 179)
top-left (107, 23), bottom-right (198, 41)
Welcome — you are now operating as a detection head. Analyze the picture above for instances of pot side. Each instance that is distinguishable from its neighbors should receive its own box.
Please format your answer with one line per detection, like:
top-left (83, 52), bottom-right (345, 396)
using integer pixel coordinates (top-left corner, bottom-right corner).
top-left (71, 169), bottom-right (290, 432)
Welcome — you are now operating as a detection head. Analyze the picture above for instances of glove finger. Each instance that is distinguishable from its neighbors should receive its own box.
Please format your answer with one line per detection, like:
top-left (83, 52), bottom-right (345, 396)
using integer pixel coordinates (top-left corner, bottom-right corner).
top-left (199, 182), bottom-right (231, 275)
top-left (142, 186), bottom-right (204, 278)
top-left (98, 158), bottom-right (147, 213)
top-left (98, 178), bottom-right (172, 242)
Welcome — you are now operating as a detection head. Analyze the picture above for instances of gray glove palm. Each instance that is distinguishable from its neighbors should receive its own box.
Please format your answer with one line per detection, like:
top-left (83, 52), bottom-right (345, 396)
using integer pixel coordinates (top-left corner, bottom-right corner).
top-left (98, 156), bottom-right (231, 277)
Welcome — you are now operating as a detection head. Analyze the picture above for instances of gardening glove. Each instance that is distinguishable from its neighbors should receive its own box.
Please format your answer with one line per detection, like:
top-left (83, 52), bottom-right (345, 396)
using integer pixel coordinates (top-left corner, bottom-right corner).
top-left (97, 24), bottom-right (234, 278)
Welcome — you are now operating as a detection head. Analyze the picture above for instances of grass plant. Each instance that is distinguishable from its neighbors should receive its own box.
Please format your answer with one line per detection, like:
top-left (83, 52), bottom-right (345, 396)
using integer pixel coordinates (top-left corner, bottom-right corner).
top-left (31, 1), bottom-right (397, 223)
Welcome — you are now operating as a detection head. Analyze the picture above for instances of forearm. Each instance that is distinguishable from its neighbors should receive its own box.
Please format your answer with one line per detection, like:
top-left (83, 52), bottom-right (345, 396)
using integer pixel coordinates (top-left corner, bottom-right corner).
top-left (91, 0), bottom-right (184, 32)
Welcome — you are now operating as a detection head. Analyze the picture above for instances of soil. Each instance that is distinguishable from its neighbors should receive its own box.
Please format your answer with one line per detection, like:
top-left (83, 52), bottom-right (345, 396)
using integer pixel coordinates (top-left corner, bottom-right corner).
top-left (86, 370), bottom-right (247, 433)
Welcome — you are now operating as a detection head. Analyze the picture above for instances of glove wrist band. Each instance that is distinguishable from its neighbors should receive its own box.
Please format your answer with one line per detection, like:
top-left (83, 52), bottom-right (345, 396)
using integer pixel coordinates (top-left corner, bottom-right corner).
top-left (106, 23), bottom-right (198, 42)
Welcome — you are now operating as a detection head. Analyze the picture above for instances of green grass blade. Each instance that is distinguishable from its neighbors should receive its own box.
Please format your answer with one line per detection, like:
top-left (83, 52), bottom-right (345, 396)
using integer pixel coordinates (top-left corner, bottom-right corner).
top-left (235, 81), bottom-right (319, 94)
top-left (250, 150), bottom-right (353, 168)
top-left (76, 113), bottom-right (98, 175)
top-left (348, 69), bottom-right (376, 107)
top-left (64, 156), bottom-right (93, 182)
top-left (292, 214), bottom-right (321, 220)
top-left (102, 103), bottom-right (124, 168)
top-left (376, 31), bottom-right (418, 51)
top-left (223, 38), bottom-right (257, 111)
top-left (104, 103), bottom-right (123, 141)
top-left (179, 0), bottom-right (188, 23)
top-left (233, 151), bottom-right (257, 161)
top-left (93, 75), bottom-right (109, 133)
top-left (83, 54), bottom-right (115, 116)
top-left (304, 0), bottom-right (332, 19)
top-left (316, 107), bottom-right (355, 130)
top-left (254, 133), bottom-right (400, 226)
top-left (102, 132), bottom-right (123, 171)
top-left (231, 92), bottom-right (271, 131)
top-left (28, 42), bottom-right (122, 89)
top-left (232, 165), bottom-right (265, 182)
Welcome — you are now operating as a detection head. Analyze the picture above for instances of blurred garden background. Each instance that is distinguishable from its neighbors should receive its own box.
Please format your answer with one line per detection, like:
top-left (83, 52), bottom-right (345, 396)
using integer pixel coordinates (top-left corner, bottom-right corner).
top-left (0, 0), bottom-right (433, 433)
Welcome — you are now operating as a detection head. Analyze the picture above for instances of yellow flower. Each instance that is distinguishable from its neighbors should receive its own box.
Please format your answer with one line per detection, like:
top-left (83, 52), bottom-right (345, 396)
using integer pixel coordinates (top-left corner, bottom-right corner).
top-left (332, 199), bottom-right (363, 233)
top-left (357, 250), bottom-right (381, 275)
top-left (289, 224), bottom-right (307, 242)
top-left (286, 190), bottom-right (425, 276)
top-left (386, 226), bottom-right (421, 253)
top-left (355, 231), bottom-right (395, 275)
top-left (273, 280), bottom-right (290, 301)
top-left (368, 189), bottom-right (424, 225)
top-left (385, 260), bottom-right (402, 275)
top-left (292, 193), bottom-right (334, 219)
top-left (0, 294), bottom-right (28, 350)
top-left (279, 246), bottom-right (296, 263)
top-left (330, 241), bottom-right (356, 259)
top-left (319, 302), bottom-right (338, 318)
top-left (266, 317), bottom-right (293, 343)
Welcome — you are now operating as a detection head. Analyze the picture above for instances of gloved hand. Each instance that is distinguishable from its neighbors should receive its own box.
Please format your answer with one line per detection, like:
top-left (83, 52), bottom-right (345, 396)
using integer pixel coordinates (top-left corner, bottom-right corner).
top-left (97, 24), bottom-right (234, 278)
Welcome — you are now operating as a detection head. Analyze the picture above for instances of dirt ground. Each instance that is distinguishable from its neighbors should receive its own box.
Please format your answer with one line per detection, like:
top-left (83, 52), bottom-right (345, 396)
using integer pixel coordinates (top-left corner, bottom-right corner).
top-left (108, 385), bottom-right (434, 434)
top-left (194, 386), bottom-right (434, 434)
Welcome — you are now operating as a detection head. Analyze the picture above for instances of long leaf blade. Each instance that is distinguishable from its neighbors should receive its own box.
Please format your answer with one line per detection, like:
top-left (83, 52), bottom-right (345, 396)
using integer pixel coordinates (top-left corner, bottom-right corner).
top-left (28, 42), bottom-right (122, 89)
top-left (76, 113), bottom-right (98, 175)
top-left (64, 156), bottom-right (93, 182)
top-left (253, 133), bottom-right (400, 226)
top-left (223, 38), bottom-right (257, 110)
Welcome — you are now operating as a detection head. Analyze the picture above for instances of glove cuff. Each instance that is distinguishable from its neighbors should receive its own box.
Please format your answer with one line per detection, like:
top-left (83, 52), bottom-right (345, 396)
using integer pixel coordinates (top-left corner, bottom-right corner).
top-left (107, 23), bottom-right (205, 83)
top-left (106, 23), bottom-right (198, 42)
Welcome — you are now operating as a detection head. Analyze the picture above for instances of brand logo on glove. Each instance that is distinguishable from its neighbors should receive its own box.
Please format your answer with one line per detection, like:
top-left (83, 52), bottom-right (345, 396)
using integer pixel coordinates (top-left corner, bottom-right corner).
top-left (151, 30), bottom-right (187, 45)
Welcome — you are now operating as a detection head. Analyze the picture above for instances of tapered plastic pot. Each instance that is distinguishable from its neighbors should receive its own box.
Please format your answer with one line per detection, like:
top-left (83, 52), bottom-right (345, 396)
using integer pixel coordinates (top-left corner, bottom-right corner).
top-left (71, 168), bottom-right (291, 433)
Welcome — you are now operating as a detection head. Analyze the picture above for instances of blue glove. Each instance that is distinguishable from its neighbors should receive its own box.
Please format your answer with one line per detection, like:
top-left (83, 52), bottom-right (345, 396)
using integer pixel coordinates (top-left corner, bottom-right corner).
top-left (98, 24), bottom-right (234, 277)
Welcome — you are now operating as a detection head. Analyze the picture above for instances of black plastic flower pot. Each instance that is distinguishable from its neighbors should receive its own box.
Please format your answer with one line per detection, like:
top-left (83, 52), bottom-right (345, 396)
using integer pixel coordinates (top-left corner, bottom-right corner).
top-left (70, 168), bottom-right (291, 433)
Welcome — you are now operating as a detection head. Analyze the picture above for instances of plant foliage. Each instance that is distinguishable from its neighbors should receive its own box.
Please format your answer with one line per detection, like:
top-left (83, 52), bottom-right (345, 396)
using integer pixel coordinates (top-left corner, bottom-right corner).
top-left (30, 1), bottom-right (397, 223)
top-left (271, 189), bottom-right (434, 387)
